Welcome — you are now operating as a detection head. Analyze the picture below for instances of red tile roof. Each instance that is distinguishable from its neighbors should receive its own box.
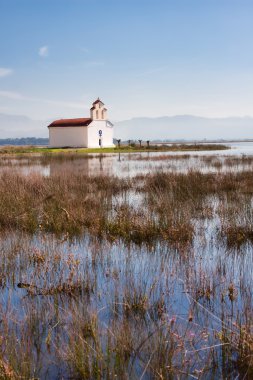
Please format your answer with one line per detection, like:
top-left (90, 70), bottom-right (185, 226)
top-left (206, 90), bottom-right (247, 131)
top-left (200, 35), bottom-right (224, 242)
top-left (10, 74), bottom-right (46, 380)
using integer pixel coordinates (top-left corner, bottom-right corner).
top-left (48, 118), bottom-right (92, 128)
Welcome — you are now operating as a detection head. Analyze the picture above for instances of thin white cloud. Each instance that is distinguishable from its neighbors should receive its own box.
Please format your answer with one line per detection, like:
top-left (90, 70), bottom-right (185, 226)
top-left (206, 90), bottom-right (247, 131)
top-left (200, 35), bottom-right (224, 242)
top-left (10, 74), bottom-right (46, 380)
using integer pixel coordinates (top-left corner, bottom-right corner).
top-left (0, 91), bottom-right (24, 100)
top-left (0, 90), bottom-right (87, 109)
top-left (85, 61), bottom-right (104, 67)
top-left (43, 99), bottom-right (87, 109)
top-left (0, 68), bottom-right (13, 78)
top-left (137, 66), bottom-right (168, 77)
top-left (39, 45), bottom-right (49, 58)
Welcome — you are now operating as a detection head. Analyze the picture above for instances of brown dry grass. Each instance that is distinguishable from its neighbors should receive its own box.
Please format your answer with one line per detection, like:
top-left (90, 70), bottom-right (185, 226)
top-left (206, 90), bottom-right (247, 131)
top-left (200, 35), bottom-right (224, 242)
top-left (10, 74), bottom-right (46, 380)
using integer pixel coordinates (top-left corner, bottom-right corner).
top-left (0, 158), bottom-right (252, 378)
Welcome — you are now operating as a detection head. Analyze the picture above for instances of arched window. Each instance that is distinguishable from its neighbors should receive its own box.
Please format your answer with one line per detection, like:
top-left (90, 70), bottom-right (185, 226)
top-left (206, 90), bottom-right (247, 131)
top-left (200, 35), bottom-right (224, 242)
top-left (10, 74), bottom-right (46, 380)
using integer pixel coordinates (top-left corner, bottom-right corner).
top-left (96, 110), bottom-right (99, 119)
top-left (102, 110), bottom-right (104, 119)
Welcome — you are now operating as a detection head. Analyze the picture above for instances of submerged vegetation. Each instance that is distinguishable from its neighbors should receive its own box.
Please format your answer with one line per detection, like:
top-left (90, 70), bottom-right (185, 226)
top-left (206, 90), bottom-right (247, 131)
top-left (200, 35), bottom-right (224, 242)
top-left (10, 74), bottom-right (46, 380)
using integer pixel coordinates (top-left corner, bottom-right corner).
top-left (0, 153), bottom-right (252, 379)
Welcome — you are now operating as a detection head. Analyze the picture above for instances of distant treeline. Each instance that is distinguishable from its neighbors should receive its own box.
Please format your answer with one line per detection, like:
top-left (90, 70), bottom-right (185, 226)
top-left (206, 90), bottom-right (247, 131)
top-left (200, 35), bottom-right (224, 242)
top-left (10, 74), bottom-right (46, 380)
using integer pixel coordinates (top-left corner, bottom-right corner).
top-left (0, 137), bottom-right (49, 146)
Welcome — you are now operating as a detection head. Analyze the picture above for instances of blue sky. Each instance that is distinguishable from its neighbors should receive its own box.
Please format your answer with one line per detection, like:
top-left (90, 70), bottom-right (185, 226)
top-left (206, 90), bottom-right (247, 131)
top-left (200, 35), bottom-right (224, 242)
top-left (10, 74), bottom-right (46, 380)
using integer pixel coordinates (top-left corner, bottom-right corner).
top-left (1, 0), bottom-right (253, 121)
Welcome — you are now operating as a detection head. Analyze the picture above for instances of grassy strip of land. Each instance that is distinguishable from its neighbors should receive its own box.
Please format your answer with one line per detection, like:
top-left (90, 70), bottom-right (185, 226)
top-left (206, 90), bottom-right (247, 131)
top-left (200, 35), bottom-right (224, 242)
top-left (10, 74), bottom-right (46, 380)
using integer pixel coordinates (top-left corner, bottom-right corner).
top-left (0, 143), bottom-right (230, 155)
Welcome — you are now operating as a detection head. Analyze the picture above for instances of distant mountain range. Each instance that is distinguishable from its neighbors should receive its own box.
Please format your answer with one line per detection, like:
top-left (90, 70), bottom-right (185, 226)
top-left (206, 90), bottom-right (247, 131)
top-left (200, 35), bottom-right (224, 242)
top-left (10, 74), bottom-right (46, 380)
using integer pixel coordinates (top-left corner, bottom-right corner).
top-left (0, 113), bottom-right (252, 141)
top-left (0, 113), bottom-right (47, 138)
top-left (114, 115), bottom-right (253, 141)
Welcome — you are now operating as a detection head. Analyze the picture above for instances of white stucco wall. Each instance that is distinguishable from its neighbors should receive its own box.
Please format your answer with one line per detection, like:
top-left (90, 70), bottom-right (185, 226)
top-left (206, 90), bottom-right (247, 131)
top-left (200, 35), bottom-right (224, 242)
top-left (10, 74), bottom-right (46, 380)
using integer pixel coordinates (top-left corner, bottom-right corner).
top-left (87, 120), bottom-right (114, 148)
top-left (49, 126), bottom-right (88, 148)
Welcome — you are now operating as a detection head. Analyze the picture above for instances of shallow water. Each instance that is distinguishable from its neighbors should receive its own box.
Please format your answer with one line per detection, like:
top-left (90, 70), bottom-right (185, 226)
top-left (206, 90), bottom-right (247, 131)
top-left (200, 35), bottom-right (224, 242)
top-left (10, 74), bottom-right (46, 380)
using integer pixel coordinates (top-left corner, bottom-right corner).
top-left (1, 141), bottom-right (253, 178)
top-left (0, 224), bottom-right (251, 379)
top-left (0, 147), bottom-right (252, 379)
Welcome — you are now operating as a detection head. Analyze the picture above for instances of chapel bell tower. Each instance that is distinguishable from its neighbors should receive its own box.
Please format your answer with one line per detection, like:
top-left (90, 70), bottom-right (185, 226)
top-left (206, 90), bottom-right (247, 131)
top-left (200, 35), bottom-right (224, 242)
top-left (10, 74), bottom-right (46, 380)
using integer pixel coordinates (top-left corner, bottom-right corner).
top-left (90, 98), bottom-right (108, 120)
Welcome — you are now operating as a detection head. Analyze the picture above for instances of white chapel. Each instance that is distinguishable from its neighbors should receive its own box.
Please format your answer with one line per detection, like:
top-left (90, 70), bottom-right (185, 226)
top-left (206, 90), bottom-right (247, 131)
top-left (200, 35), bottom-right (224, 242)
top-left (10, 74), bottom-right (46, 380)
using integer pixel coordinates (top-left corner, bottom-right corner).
top-left (48, 99), bottom-right (114, 148)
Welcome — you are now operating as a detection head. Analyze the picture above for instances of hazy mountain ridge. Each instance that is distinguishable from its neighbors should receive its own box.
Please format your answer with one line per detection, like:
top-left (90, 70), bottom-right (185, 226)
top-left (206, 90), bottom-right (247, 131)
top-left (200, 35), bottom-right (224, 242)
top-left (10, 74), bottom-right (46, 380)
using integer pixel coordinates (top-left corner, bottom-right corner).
top-left (0, 113), bottom-right (252, 140)
top-left (0, 113), bottom-right (49, 138)
top-left (114, 115), bottom-right (253, 140)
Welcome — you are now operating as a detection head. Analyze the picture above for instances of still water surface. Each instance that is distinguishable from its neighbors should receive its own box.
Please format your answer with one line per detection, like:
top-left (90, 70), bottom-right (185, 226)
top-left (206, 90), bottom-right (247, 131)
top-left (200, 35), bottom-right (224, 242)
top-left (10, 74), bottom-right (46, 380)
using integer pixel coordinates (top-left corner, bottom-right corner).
top-left (0, 143), bottom-right (252, 378)
top-left (1, 141), bottom-right (253, 178)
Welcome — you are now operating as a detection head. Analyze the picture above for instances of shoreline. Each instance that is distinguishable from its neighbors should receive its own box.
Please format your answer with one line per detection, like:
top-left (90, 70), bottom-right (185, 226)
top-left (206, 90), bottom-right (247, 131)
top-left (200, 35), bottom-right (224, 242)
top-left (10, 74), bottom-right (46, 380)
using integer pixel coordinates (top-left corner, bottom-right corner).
top-left (0, 143), bottom-right (230, 155)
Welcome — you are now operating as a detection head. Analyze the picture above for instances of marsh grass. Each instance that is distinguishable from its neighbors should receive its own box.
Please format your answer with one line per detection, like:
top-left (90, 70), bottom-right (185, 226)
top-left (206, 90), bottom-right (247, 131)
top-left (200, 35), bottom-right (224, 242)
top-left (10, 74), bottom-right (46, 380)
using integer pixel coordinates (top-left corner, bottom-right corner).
top-left (131, 154), bottom-right (192, 161)
top-left (0, 229), bottom-right (252, 379)
top-left (0, 155), bottom-right (252, 378)
top-left (0, 167), bottom-right (253, 247)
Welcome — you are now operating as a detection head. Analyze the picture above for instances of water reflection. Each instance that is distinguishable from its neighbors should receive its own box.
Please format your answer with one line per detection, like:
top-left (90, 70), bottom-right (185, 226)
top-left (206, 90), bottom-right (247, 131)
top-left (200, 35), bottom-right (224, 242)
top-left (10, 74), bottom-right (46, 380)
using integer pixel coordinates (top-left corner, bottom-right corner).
top-left (1, 142), bottom-right (253, 178)
top-left (0, 143), bottom-right (253, 378)
top-left (49, 155), bottom-right (114, 176)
